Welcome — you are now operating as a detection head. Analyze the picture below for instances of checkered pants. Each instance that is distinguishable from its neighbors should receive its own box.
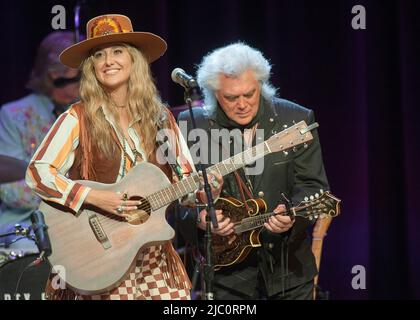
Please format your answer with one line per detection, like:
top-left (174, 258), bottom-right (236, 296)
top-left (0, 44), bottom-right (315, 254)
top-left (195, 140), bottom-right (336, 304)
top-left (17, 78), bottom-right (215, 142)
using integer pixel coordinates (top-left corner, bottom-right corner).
top-left (79, 245), bottom-right (191, 300)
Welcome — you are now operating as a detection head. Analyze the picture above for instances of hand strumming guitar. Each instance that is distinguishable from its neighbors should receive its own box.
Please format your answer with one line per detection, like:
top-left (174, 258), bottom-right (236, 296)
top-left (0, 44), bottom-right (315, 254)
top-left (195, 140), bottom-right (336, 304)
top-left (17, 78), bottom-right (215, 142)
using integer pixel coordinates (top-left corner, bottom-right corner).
top-left (85, 189), bottom-right (141, 218)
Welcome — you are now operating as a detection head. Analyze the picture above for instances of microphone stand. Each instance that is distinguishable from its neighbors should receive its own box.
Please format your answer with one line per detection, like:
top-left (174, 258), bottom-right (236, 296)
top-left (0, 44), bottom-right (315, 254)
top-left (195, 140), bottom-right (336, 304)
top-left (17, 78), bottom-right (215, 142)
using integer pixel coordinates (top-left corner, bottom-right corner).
top-left (74, 0), bottom-right (86, 43)
top-left (183, 87), bottom-right (218, 300)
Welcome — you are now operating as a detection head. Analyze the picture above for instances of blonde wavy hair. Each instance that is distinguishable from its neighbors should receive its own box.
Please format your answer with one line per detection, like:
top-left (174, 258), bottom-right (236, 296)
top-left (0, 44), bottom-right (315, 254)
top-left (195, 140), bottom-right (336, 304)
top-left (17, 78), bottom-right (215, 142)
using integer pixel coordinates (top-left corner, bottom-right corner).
top-left (79, 44), bottom-right (167, 158)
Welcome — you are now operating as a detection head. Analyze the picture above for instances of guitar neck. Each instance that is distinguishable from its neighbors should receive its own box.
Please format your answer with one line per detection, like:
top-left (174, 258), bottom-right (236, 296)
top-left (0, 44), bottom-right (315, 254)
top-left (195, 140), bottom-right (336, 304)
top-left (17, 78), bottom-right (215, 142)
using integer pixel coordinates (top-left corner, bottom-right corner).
top-left (234, 197), bottom-right (331, 234)
top-left (234, 211), bottom-right (278, 234)
top-left (147, 120), bottom-right (315, 211)
top-left (235, 205), bottom-right (311, 234)
top-left (147, 141), bottom-right (271, 210)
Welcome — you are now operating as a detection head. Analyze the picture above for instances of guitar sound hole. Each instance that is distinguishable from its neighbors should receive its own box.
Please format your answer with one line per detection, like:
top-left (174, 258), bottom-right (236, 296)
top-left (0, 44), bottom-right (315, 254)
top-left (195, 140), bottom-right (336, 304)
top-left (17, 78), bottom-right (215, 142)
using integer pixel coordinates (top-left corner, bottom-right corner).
top-left (125, 196), bottom-right (151, 225)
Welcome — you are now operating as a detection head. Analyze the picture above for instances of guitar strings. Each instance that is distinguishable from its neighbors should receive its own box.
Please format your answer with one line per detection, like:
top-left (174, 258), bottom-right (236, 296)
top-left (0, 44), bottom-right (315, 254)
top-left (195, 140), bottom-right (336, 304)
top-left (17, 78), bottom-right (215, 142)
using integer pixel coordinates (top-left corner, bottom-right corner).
top-left (240, 201), bottom-right (325, 230)
top-left (95, 197), bottom-right (326, 231)
top-left (241, 212), bottom-right (276, 230)
top-left (88, 138), bottom-right (275, 231)
top-left (81, 140), bottom-right (288, 231)
top-left (97, 177), bottom-right (326, 229)
top-left (97, 202), bottom-right (153, 228)
top-left (242, 201), bottom-right (324, 225)
top-left (96, 143), bottom-right (266, 228)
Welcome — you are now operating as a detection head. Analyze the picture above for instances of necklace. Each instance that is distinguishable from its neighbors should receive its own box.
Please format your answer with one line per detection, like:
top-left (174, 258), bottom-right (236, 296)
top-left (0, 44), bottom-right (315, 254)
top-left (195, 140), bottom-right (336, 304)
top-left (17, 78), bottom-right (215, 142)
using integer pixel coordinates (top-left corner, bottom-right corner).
top-left (122, 137), bottom-right (142, 168)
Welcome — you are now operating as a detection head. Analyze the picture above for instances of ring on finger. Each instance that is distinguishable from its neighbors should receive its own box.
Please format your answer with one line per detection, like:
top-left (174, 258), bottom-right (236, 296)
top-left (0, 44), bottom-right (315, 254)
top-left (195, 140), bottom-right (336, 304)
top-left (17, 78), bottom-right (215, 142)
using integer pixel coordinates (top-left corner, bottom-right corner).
top-left (211, 179), bottom-right (220, 189)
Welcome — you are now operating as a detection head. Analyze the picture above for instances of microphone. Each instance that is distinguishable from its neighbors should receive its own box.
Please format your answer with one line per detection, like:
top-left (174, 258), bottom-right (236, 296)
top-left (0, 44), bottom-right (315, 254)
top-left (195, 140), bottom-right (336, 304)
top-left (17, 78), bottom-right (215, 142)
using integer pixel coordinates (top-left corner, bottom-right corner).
top-left (171, 68), bottom-right (198, 89)
top-left (30, 210), bottom-right (52, 258)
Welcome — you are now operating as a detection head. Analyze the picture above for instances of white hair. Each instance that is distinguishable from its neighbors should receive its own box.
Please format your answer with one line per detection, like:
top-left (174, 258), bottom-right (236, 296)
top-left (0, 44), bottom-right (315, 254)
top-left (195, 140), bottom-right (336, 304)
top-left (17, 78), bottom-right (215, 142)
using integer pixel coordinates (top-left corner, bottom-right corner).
top-left (196, 42), bottom-right (277, 113)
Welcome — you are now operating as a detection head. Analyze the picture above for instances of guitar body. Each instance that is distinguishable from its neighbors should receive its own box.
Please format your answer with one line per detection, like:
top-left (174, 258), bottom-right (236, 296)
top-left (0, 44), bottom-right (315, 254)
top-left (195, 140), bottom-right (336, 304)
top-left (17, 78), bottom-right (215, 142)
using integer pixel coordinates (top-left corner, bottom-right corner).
top-left (213, 197), bottom-right (267, 270)
top-left (39, 162), bottom-right (175, 295)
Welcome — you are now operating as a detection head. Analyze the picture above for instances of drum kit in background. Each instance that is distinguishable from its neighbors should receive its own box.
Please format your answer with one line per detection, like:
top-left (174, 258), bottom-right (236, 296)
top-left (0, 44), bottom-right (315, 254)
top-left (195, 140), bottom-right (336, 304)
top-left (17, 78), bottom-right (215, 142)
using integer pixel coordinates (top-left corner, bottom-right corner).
top-left (0, 1), bottom-right (98, 300)
top-left (0, 155), bottom-right (50, 300)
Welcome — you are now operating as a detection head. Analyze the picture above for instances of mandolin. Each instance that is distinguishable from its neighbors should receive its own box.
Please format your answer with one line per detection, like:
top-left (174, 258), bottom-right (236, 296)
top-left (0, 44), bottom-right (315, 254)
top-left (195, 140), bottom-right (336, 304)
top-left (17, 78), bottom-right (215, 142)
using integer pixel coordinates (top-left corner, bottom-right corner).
top-left (212, 191), bottom-right (341, 270)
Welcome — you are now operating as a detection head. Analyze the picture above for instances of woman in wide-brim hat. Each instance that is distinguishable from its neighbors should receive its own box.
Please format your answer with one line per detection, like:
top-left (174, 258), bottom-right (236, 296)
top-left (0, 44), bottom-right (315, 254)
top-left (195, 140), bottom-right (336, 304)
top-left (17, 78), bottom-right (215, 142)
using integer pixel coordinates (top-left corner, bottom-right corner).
top-left (26, 14), bottom-right (221, 300)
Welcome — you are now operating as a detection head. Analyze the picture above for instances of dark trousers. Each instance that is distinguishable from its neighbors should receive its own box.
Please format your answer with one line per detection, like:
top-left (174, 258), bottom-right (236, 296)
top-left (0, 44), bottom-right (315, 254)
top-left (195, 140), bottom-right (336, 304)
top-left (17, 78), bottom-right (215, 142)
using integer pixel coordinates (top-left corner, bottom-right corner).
top-left (214, 278), bottom-right (314, 300)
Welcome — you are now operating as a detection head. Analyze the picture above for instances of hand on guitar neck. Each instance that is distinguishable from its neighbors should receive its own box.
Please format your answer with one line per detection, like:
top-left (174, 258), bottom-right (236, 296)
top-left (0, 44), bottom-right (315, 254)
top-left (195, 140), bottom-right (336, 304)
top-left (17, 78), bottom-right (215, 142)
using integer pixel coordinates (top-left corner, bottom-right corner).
top-left (264, 204), bottom-right (294, 234)
top-left (197, 203), bottom-right (294, 236)
top-left (196, 171), bottom-right (224, 204)
top-left (84, 189), bottom-right (141, 218)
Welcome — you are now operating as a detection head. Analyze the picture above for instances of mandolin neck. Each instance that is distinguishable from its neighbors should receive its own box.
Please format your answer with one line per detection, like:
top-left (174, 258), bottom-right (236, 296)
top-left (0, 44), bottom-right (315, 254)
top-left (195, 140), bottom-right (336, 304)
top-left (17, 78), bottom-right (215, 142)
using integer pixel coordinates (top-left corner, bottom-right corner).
top-left (234, 209), bottom-right (296, 234)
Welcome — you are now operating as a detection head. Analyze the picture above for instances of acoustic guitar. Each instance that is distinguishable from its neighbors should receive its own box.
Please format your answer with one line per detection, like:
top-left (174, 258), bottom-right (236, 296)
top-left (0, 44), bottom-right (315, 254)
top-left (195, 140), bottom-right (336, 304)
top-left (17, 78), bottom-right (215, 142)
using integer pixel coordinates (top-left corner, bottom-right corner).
top-left (39, 120), bottom-right (317, 295)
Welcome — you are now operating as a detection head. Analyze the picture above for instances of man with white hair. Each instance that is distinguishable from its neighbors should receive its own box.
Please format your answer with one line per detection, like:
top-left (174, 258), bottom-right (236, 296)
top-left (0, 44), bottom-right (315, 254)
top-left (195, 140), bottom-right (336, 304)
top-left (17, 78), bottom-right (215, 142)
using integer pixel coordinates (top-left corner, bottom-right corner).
top-left (178, 42), bottom-right (329, 299)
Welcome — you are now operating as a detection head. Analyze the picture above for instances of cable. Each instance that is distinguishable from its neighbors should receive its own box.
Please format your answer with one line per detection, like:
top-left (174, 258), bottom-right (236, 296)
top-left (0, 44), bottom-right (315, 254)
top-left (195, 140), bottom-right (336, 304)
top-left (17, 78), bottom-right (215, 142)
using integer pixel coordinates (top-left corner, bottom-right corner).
top-left (13, 251), bottom-right (46, 298)
top-left (13, 259), bottom-right (39, 298)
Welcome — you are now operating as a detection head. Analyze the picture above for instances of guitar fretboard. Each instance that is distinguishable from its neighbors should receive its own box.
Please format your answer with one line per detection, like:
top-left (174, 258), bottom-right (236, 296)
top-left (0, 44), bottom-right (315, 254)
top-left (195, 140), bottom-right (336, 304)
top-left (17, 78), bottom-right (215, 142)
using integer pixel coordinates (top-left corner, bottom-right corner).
top-left (234, 200), bottom-right (332, 234)
top-left (147, 142), bottom-right (270, 210)
top-left (235, 212), bottom-right (277, 234)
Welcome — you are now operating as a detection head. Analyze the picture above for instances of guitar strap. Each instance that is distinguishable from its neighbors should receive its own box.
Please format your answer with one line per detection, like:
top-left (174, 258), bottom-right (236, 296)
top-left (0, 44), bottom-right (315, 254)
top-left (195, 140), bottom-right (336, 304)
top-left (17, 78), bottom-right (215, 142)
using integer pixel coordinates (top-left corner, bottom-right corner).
top-left (232, 124), bottom-right (256, 210)
top-left (234, 171), bottom-right (254, 210)
top-left (155, 108), bottom-right (195, 182)
top-left (155, 138), bottom-right (184, 181)
top-left (188, 107), bottom-right (256, 209)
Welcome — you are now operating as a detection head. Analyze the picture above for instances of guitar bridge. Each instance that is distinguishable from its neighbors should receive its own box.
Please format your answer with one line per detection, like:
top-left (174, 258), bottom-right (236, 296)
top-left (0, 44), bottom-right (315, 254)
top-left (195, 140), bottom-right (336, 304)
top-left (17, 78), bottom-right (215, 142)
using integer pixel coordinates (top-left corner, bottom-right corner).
top-left (88, 212), bottom-right (112, 250)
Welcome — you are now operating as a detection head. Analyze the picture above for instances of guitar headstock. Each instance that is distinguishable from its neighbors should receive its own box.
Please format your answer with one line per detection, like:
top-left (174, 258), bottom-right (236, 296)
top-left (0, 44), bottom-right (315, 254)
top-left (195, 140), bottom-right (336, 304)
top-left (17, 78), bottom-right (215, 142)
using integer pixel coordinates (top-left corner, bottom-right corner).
top-left (266, 120), bottom-right (317, 154)
top-left (294, 190), bottom-right (341, 220)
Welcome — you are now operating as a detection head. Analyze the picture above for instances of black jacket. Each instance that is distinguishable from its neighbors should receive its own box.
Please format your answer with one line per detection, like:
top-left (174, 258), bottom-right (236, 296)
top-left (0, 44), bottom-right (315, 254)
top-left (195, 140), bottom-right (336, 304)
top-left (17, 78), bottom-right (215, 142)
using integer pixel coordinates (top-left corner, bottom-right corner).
top-left (177, 97), bottom-right (329, 297)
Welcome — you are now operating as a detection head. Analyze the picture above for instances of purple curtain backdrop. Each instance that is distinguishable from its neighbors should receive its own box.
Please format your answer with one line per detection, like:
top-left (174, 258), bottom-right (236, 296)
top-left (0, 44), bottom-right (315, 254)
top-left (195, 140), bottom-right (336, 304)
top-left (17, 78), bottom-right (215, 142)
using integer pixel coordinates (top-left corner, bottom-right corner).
top-left (0, 0), bottom-right (419, 299)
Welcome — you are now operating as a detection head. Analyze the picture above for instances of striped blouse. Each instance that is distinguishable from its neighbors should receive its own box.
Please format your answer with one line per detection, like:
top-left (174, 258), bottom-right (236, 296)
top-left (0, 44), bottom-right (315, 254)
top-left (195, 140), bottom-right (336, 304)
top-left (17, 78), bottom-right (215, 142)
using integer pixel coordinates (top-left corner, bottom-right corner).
top-left (25, 103), bottom-right (195, 212)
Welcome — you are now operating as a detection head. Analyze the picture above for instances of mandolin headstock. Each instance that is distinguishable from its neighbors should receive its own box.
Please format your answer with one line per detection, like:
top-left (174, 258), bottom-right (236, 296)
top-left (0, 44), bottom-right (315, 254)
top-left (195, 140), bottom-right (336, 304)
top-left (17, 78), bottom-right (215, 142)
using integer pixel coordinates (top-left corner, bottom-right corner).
top-left (294, 190), bottom-right (341, 220)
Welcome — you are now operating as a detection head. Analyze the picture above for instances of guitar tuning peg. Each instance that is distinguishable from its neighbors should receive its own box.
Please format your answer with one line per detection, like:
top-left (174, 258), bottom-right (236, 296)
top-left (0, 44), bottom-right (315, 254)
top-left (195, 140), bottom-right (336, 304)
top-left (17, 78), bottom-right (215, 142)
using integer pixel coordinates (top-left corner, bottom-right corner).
top-left (315, 193), bottom-right (319, 198)
top-left (292, 147), bottom-right (298, 152)
top-left (303, 143), bottom-right (308, 149)
top-left (283, 151), bottom-right (289, 156)
top-left (314, 215), bottom-right (318, 219)
top-left (320, 189), bottom-right (324, 194)
top-left (283, 124), bottom-right (288, 129)
top-left (304, 196), bottom-right (309, 202)
top-left (308, 216), bottom-right (313, 220)
top-left (310, 195), bottom-right (314, 200)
